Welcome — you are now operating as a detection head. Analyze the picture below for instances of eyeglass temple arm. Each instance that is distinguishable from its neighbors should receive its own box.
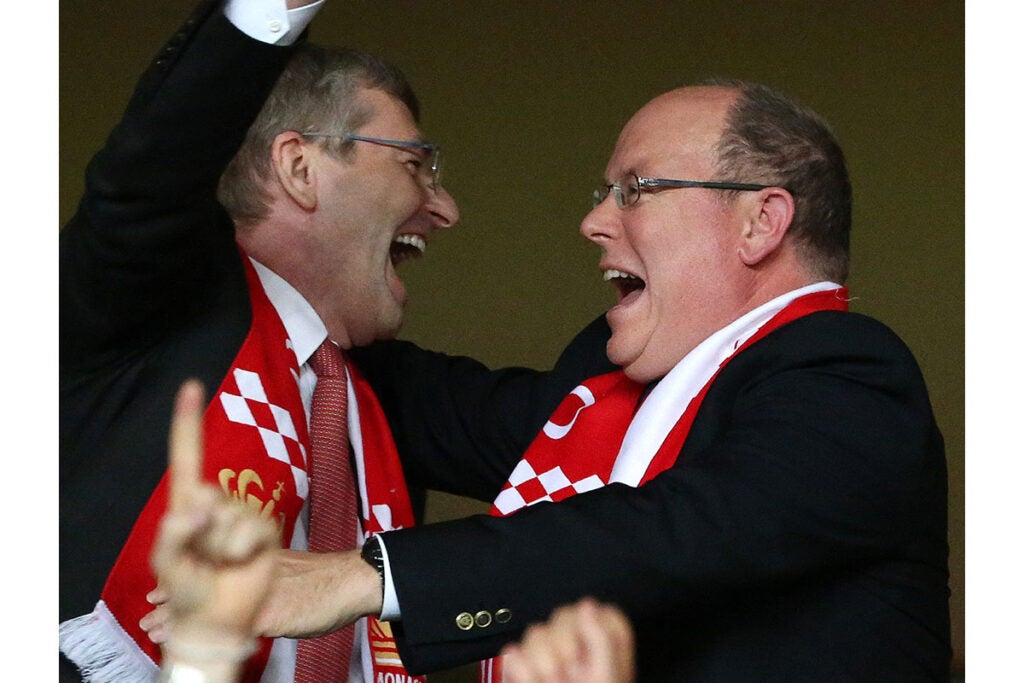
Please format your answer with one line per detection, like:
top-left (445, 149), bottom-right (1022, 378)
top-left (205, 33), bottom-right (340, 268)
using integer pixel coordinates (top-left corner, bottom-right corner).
top-left (640, 178), bottom-right (771, 192)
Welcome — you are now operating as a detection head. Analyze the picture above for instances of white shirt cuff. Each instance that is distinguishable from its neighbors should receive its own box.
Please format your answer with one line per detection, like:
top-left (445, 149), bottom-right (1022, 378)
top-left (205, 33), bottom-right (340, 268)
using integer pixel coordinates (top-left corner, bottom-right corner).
top-left (375, 535), bottom-right (402, 620)
top-left (223, 0), bottom-right (325, 45)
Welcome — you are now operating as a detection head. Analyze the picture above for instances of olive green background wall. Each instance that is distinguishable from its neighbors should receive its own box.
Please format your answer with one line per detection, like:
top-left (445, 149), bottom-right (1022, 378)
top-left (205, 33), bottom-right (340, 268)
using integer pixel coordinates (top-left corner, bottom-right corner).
top-left (60, 0), bottom-right (964, 677)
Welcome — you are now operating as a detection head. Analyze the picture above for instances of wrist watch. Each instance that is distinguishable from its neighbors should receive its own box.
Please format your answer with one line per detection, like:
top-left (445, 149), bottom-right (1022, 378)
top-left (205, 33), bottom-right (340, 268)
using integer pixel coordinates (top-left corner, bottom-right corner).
top-left (361, 535), bottom-right (386, 592)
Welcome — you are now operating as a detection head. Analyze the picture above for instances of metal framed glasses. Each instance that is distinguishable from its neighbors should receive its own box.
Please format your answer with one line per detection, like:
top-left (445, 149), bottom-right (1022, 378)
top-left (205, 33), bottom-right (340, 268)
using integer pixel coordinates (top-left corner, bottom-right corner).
top-left (593, 173), bottom-right (771, 208)
top-left (302, 133), bottom-right (442, 191)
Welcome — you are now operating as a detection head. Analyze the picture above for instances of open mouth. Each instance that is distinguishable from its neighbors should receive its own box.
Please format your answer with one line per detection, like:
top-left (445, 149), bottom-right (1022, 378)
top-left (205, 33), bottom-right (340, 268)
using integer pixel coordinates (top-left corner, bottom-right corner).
top-left (390, 234), bottom-right (427, 267)
top-left (603, 268), bottom-right (646, 304)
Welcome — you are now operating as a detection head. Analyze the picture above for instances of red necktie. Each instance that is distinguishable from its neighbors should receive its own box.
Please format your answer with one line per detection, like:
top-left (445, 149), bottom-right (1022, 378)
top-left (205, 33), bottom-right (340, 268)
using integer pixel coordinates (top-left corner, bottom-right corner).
top-left (295, 340), bottom-right (358, 682)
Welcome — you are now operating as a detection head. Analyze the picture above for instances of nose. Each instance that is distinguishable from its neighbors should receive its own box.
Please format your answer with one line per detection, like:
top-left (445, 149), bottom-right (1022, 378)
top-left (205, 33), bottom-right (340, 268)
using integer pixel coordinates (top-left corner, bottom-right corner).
top-left (580, 194), bottom-right (618, 244)
top-left (426, 185), bottom-right (460, 229)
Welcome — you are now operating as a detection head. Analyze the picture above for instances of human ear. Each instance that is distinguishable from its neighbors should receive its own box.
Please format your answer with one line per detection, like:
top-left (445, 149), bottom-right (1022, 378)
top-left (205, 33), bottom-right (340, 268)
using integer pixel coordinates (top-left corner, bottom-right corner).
top-left (271, 131), bottom-right (318, 211)
top-left (738, 188), bottom-right (795, 266)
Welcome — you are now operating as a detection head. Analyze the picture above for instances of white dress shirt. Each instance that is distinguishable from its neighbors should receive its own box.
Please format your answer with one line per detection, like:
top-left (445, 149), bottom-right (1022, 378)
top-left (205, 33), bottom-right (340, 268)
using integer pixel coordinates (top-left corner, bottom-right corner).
top-left (251, 259), bottom-right (369, 682)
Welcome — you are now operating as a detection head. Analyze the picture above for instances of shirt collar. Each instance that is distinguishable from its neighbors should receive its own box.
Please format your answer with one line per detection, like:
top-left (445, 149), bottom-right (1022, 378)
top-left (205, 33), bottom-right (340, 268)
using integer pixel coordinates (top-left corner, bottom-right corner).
top-left (250, 258), bottom-right (327, 367)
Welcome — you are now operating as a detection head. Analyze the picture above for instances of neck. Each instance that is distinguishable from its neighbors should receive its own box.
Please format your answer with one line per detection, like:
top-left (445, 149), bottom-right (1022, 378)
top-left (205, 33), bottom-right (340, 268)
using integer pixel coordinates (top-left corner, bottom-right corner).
top-left (236, 218), bottom-right (353, 349)
top-left (736, 255), bottom-right (821, 318)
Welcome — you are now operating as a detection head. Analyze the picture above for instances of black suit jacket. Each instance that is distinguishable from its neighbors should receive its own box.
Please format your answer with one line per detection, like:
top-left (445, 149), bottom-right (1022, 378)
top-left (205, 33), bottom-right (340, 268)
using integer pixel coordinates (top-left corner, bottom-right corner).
top-left (59, 0), bottom-right (297, 640)
top-left (352, 310), bottom-right (951, 681)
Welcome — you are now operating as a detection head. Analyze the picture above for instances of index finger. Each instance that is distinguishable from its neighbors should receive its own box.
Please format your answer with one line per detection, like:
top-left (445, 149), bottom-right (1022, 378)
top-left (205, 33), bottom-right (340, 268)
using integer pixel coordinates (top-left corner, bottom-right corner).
top-left (168, 379), bottom-right (206, 511)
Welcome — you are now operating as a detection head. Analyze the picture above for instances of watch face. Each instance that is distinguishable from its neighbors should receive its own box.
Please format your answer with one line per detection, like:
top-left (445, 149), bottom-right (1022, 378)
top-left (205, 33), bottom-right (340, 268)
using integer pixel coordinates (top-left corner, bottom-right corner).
top-left (362, 537), bottom-right (385, 579)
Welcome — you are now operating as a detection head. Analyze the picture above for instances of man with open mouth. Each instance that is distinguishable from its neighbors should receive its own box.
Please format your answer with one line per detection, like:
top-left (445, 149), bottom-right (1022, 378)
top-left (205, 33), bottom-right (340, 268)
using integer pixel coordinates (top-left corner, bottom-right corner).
top-left (250, 78), bottom-right (950, 681)
top-left (59, 0), bottom-right (459, 681)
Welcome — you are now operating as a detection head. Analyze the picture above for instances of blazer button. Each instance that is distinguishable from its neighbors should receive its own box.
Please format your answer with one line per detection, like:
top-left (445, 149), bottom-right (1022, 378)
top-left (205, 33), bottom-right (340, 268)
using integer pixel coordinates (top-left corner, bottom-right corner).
top-left (495, 608), bottom-right (512, 624)
top-left (474, 610), bottom-right (493, 628)
top-left (455, 612), bottom-right (474, 631)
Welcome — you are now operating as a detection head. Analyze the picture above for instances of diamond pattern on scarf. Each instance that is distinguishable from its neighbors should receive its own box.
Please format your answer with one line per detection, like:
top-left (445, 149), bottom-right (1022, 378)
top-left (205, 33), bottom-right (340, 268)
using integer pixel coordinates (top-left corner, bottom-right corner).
top-left (219, 368), bottom-right (310, 499)
top-left (492, 460), bottom-right (605, 516)
top-left (295, 340), bottom-right (358, 683)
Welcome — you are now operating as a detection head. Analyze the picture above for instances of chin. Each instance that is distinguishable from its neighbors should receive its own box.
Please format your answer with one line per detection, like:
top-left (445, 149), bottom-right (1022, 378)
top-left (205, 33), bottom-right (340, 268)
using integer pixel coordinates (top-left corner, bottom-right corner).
top-left (609, 341), bottom-right (659, 384)
top-left (374, 300), bottom-right (405, 339)
top-left (607, 322), bottom-right (670, 383)
top-left (605, 337), bottom-right (635, 372)
top-left (373, 318), bottom-right (402, 342)
top-left (349, 318), bottom-right (402, 348)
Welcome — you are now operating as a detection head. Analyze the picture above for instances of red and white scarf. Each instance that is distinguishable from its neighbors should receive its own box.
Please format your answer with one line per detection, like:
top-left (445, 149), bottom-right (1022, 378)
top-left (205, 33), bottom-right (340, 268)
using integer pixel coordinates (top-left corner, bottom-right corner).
top-left (60, 257), bottom-right (423, 683)
top-left (480, 284), bottom-right (848, 683)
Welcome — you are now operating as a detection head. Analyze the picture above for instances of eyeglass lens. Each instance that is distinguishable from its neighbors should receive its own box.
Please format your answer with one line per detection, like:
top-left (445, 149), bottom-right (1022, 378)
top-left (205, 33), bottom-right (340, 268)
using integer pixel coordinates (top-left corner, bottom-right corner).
top-left (426, 148), bottom-right (441, 189)
top-left (593, 174), bottom-right (640, 208)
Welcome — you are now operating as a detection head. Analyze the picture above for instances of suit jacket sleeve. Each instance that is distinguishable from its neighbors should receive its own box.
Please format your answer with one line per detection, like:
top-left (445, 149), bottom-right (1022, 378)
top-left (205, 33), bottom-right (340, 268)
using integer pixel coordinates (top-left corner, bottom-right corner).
top-left (350, 314), bottom-right (618, 502)
top-left (59, 0), bottom-right (299, 374)
top-left (359, 312), bottom-right (948, 674)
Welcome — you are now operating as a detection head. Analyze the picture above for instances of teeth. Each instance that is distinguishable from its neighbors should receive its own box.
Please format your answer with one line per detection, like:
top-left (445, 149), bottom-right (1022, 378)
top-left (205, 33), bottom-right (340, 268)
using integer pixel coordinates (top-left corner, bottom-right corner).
top-left (603, 268), bottom-right (639, 281)
top-left (393, 234), bottom-right (426, 254)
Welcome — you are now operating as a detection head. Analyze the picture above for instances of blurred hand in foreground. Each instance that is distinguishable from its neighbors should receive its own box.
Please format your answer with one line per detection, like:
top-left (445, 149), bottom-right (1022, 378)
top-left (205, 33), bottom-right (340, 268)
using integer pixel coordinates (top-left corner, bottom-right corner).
top-left (142, 380), bottom-right (280, 680)
top-left (500, 597), bottom-right (636, 683)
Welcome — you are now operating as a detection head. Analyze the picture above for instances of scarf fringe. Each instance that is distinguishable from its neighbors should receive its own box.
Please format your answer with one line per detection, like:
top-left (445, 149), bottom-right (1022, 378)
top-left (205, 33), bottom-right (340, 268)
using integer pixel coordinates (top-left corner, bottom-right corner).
top-left (59, 600), bottom-right (159, 682)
